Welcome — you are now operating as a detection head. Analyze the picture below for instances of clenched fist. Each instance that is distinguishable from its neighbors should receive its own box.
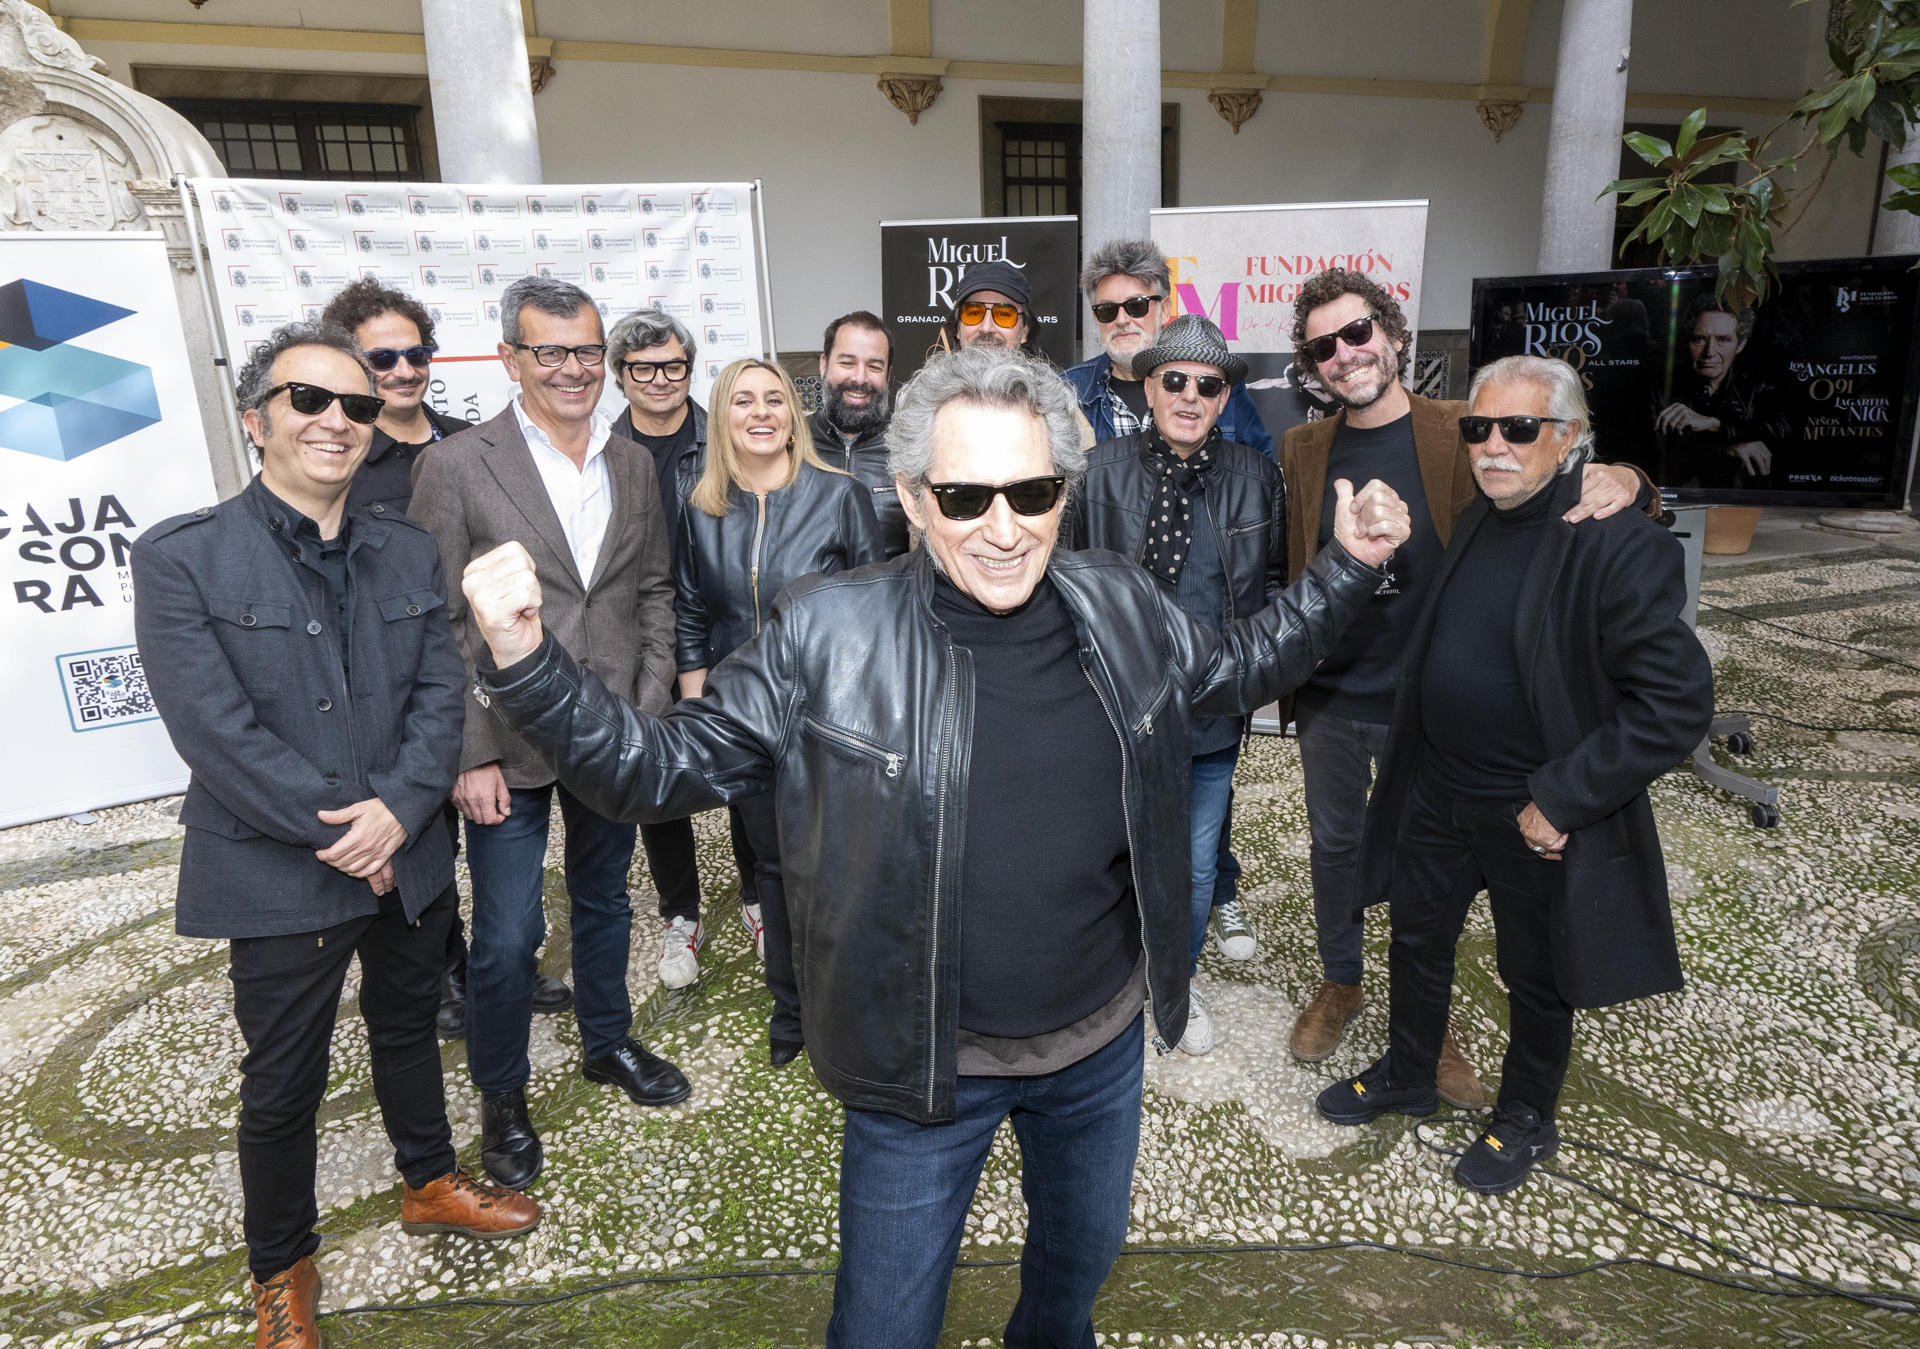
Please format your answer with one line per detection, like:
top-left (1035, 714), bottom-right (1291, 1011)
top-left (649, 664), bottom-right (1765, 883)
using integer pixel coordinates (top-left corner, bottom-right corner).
top-left (1330, 477), bottom-right (1411, 569)
top-left (462, 541), bottom-right (546, 669)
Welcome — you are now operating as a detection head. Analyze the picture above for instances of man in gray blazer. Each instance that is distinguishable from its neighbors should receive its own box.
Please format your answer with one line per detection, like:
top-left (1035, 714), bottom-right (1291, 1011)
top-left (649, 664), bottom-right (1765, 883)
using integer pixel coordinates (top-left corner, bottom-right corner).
top-left (410, 278), bottom-right (689, 1192)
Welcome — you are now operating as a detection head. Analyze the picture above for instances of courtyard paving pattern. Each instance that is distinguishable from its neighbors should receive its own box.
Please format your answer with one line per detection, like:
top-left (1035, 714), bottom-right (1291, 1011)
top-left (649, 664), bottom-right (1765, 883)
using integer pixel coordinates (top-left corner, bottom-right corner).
top-left (3, 539), bottom-right (1920, 1346)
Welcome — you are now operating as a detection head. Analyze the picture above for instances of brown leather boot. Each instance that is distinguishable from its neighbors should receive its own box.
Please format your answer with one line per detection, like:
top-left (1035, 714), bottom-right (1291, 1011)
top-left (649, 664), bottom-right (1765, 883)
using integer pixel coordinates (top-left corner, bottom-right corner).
top-left (1288, 979), bottom-right (1367, 1062)
top-left (1437, 1028), bottom-right (1487, 1110)
top-left (402, 1167), bottom-right (542, 1239)
top-left (252, 1255), bottom-right (321, 1349)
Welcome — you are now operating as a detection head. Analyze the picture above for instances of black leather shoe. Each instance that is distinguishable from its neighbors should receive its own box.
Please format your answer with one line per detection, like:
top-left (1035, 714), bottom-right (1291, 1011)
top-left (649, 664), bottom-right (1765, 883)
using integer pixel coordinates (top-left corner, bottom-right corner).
top-left (769, 1038), bottom-right (805, 1067)
top-left (532, 972), bottom-right (573, 1014)
top-left (436, 962), bottom-right (467, 1040)
top-left (582, 1037), bottom-right (691, 1106)
top-left (480, 1088), bottom-right (544, 1190)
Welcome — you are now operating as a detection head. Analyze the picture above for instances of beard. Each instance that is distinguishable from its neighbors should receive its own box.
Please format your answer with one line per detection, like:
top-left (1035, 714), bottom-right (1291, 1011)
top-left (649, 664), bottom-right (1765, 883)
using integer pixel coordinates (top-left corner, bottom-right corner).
top-left (825, 379), bottom-right (891, 435)
top-left (1319, 352), bottom-right (1397, 410)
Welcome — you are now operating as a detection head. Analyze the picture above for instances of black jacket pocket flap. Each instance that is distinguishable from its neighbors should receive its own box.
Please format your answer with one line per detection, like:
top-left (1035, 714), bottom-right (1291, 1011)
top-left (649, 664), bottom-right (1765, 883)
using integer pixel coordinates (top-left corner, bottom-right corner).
top-left (209, 597), bottom-right (292, 630)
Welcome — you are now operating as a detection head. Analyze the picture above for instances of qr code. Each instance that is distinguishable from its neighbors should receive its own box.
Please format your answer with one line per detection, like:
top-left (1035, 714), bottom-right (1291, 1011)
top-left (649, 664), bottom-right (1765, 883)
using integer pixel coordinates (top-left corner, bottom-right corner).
top-left (59, 646), bottom-right (158, 730)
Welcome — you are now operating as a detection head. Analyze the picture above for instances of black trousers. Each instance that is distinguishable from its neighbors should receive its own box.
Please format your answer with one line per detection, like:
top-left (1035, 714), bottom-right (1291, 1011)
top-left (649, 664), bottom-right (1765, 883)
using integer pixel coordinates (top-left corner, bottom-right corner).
top-left (729, 791), bottom-right (800, 1045)
top-left (641, 817), bottom-right (705, 923)
top-left (230, 884), bottom-right (459, 1281)
top-left (1383, 769), bottom-right (1576, 1121)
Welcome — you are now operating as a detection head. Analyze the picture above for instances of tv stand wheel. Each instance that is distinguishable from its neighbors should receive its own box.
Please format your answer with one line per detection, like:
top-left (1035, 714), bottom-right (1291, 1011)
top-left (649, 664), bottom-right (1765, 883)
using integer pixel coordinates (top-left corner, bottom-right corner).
top-left (1750, 802), bottom-right (1779, 829)
top-left (1726, 731), bottom-right (1755, 755)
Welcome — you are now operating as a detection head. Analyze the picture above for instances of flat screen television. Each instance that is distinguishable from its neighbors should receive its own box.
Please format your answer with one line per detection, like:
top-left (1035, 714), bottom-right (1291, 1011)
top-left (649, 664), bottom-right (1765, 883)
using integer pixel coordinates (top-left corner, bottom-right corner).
top-left (1469, 256), bottom-right (1920, 508)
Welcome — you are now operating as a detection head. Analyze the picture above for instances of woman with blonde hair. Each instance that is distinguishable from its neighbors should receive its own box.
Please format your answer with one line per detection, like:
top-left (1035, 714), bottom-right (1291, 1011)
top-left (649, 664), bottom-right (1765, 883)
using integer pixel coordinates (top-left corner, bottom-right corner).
top-left (673, 357), bottom-right (885, 1062)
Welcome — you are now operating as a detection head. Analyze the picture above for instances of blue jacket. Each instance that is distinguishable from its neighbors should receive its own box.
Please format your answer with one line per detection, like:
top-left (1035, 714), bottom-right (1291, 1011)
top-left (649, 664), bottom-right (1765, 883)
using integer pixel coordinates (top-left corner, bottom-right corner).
top-left (1062, 352), bottom-right (1274, 460)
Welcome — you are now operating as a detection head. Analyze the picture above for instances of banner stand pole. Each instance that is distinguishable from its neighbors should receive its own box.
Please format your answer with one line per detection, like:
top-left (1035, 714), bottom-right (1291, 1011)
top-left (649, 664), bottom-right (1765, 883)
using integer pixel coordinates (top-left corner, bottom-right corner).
top-left (175, 176), bottom-right (248, 473)
top-left (752, 179), bottom-right (777, 360)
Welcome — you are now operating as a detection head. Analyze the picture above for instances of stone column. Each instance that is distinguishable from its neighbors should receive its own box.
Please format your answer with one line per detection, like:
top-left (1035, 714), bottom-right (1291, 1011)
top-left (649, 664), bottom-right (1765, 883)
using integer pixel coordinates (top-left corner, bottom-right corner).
top-left (1081, 0), bottom-right (1160, 357)
top-left (1536, 0), bottom-right (1633, 273)
top-left (420, 0), bottom-right (542, 184)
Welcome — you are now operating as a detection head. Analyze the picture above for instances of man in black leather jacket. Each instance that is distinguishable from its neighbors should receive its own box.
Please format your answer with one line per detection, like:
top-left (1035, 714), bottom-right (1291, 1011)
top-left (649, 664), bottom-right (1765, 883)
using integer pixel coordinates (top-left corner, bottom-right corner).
top-left (809, 310), bottom-right (910, 557)
top-left (458, 348), bottom-right (1410, 1348)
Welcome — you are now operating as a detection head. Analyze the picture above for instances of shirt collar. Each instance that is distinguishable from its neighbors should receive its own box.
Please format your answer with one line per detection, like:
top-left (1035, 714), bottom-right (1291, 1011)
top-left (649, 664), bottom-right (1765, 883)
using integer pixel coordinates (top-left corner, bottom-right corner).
top-left (511, 392), bottom-right (614, 461)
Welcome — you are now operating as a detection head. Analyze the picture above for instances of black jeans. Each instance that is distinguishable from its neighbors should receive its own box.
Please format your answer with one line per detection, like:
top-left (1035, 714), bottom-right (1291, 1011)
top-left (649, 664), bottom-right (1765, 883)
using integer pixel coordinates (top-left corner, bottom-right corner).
top-left (1295, 700), bottom-right (1391, 985)
top-left (642, 817), bottom-right (705, 923)
top-left (729, 791), bottom-right (800, 1045)
top-left (230, 885), bottom-right (458, 1281)
top-left (1383, 769), bottom-right (1576, 1120)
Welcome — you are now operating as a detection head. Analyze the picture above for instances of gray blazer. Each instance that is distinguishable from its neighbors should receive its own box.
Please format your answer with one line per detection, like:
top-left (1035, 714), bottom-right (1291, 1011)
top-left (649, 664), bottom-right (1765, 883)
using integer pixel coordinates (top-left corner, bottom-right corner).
top-left (409, 405), bottom-right (677, 788)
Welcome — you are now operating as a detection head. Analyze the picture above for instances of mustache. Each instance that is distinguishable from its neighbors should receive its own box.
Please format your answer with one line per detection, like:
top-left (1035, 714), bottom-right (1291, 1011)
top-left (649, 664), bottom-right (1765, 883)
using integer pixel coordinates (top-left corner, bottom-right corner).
top-left (1475, 454), bottom-right (1525, 473)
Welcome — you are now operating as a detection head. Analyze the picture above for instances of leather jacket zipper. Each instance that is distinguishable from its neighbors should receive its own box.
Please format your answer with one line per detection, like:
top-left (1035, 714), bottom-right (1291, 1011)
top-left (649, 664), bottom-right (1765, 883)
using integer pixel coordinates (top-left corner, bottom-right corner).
top-left (804, 716), bottom-right (904, 776)
top-left (749, 492), bottom-right (768, 633)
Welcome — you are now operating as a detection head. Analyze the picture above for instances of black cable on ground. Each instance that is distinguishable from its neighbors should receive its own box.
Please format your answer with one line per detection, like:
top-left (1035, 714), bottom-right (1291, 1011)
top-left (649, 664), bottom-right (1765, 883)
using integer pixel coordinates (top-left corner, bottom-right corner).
top-left (1699, 599), bottom-right (1920, 678)
top-left (1718, 708), bottom-right (1920, 737)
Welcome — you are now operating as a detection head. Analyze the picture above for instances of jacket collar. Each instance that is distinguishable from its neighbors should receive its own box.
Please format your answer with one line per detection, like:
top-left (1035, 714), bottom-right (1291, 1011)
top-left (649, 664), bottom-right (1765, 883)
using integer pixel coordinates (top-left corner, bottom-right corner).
top-left (242, 474), bottom-right (391, 561)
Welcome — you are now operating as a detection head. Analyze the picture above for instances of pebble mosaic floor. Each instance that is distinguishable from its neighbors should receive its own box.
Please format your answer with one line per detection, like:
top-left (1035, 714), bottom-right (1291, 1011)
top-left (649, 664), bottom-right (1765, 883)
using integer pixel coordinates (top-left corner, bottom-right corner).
top-left (2, 544), bottom-right (1919, 1347)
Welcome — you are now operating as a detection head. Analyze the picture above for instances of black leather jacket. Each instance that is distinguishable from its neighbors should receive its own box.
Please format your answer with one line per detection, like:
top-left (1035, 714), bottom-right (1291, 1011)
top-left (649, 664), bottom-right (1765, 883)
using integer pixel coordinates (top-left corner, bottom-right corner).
top-left (808, 408), bottom-right (909, 558)
top-left (476, 542), bottom-right (1382, 1122)
top-left (673, 459), bottom-right (886, 672)
top-left (1065, 430), bottom-right (1287, 624)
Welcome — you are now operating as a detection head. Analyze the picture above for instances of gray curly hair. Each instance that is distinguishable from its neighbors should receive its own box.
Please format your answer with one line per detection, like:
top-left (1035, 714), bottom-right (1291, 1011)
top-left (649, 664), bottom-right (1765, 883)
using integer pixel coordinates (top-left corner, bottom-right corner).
top-left (888, 348), bottom-right (1086, 512)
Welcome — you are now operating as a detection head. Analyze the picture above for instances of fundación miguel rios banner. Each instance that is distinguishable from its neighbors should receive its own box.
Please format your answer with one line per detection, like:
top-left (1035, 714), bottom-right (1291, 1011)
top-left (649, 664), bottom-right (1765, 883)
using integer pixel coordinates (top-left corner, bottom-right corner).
top-left (0, 232), bottom-right (216, 828)
top-left (189, 179), bottom-right (770, 419)
top-left (1148, 200), bottom-right (1430, 442)
top-left (880, 216), bottom-right (1080, 381)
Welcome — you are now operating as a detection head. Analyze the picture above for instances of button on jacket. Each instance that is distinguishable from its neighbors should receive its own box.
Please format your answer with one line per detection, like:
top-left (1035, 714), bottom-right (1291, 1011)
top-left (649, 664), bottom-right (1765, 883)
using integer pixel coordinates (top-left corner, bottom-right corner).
top-left (132, 477), bottom-right (465, 939)
top-left (477, 542), bottom-right (1383, 1123)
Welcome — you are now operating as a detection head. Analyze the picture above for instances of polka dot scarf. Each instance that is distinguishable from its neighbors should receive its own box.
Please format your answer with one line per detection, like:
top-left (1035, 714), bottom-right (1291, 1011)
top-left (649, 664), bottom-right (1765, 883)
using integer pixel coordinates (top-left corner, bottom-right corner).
top-left (1139, 426), bottom-right (1218, 585)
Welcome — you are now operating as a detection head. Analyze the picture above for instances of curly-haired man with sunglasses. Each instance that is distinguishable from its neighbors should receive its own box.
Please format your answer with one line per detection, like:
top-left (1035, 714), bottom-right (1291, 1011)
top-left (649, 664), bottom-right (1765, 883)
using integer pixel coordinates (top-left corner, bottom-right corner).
top-left (1276, 269), bottom-right (1655, 1104)
top-left (132, 322), bottom-right (540, 1349)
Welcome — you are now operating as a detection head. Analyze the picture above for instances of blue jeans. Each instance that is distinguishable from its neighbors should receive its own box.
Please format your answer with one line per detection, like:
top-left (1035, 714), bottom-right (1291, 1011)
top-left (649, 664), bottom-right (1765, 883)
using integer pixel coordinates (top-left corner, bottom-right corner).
top-left (465, 783), bottom-right (638, 1094)
top-left (1295, 701), bottom-right (1391, 985)
top-left (1188, 746), bottom-right (1240, 972)
top-left (827, 1014), bottom-right (1145, 1349)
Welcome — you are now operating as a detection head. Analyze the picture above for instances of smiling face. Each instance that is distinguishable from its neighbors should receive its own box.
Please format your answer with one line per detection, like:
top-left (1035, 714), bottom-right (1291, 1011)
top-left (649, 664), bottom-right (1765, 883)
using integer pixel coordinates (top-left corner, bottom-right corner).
top-left (724, 363), bottom-right (793, 478)
top-left (956, 288), bottom-right (1029, 351)
top-left (1092, 273), bottom-right (1163, 372)
top-left (1144, 360), bottom-right (1228, 456)
top-left (499, 305), bottom-right (605, 436)
top-left (819, 323), bottom-right (892, 434)
top-left (897, 399), bottom-right (1061, 613)
top-left (354, 310), bottom-right (428, 419)
top-left (1304, 291), bottom-right (1404, 413)
top-left (1468, 377), bottom-right (1574, 509)
top-left (615, 335), bottom-right (692, 422)
top-left (243, 344), bottom-right (374, 512)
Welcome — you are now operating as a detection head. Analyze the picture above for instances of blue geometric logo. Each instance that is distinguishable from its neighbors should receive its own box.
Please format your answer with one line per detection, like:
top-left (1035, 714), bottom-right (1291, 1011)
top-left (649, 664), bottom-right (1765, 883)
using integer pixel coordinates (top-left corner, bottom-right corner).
top-left (0, 278), bottom-right (158, 462)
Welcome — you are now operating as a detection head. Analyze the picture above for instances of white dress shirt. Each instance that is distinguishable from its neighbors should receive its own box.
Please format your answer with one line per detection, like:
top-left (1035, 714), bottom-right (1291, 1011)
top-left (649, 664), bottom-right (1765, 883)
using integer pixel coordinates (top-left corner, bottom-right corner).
top-left (511, 394), bottom-right (615, 583)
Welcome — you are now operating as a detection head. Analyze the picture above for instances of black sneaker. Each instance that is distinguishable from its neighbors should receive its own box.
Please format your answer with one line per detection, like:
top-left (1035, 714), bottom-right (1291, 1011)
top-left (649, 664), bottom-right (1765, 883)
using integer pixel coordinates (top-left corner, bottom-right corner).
top-left (1454, 1105), bottom-right (1560, 1194)
top-left (1316, 1057), bottom-right (1437, 1125)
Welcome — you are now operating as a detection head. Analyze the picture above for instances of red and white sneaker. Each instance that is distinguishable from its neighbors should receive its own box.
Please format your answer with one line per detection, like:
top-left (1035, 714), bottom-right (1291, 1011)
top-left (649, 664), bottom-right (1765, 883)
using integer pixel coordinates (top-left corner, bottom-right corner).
top-left (658, 915), bottom-right (702, 989)
top-left (740, 902), bottom-right (765, 960)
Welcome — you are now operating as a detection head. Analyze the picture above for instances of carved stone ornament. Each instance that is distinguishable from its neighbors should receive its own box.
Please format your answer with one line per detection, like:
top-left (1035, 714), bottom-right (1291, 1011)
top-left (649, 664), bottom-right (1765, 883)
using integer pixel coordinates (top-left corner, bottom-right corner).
top-left (529, 56), bottom-right (555, 95)
top-left (1208, 88), bottom-right (1264, 135)
top-left (878, 74), bottom-right (941, 125)
top-left (1477, 100), bottom-right (1523, 142)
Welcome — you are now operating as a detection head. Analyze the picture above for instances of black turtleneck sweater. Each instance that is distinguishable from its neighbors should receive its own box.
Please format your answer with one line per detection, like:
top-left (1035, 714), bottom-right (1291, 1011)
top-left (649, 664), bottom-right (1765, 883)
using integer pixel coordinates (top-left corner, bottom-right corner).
top-left (930, 572), bottom-right (1139, 1040)
top-left (1419, 479), bottom-right (1555, 799)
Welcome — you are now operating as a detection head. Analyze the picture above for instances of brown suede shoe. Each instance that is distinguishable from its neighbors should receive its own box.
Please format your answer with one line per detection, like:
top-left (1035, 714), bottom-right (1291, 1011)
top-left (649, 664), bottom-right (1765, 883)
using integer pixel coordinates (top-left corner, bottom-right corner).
top-left (402, 1167), bottom-right (542, 1239)
top-left (1437, 1028), bottom-right (1488, 1110)
top-left (253, 1255), bottom-right (321, 1349)
top-left (1288, 979), bottom-right (1367, 1062)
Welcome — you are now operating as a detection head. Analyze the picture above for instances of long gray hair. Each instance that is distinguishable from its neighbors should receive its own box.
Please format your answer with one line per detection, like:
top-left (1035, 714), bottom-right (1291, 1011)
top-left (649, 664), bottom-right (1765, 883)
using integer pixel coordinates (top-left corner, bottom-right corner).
top-left (888, 348), bottom-right (1086, 509)
top-left (1468, 355), bottom-right (1597, 473)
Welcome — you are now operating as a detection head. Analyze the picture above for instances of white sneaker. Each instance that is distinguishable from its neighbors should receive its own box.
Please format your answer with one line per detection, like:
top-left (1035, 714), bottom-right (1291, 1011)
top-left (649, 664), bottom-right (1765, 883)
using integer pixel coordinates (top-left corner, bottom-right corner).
top-left (658, 915), bottom-right (702, 989)
top-left (1179, 985), bottom-right (1214, 1055)
top-left (1211, 900), bottom-right (1256, 962)
top-left (741, 902), bottom-right (765, 960)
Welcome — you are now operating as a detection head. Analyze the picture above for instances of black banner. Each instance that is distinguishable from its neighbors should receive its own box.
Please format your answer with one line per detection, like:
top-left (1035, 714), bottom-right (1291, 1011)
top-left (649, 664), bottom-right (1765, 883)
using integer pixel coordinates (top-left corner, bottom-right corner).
top-left (1471, 256), bottom-right (1920, 509)
top-left (880, 216), bottom-right (1079, 381)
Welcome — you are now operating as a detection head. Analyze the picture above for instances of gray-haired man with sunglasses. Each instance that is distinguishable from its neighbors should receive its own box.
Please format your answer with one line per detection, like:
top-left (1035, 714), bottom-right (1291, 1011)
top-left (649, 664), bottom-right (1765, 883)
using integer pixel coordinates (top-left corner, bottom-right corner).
top-left (132, 321), bottom-right (541, 1347)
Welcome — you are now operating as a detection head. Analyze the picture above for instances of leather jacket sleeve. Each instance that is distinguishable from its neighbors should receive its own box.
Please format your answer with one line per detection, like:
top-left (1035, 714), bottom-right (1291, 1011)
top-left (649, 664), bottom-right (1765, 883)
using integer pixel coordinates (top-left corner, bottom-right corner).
top-left (1262, 476), bottom-right (1287, 607)
top-left (672, 504), bottom-right (712, 673)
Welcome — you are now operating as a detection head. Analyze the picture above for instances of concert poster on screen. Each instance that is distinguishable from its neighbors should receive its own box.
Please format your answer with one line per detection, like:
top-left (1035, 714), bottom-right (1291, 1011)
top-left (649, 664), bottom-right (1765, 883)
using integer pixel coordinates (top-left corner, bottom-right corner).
top-left (1470, 255), bottom-right (1920, 508)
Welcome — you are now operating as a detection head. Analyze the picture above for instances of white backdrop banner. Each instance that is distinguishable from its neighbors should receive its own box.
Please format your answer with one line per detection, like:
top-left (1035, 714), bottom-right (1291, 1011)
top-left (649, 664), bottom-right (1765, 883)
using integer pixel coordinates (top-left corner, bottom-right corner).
top-left (1148, 200), bottom-right (1430, 440)
top-left (0, 232), bottom-right (216, 828)
top-left (188, 179), bottom-right (770, 421)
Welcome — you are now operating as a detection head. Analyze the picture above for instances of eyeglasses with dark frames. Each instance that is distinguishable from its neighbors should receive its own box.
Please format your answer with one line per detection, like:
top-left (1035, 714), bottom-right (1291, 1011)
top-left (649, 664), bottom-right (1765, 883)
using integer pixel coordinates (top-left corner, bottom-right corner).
top-left (924, 476), bottom-right (1067, 521)
top-left (1156, 370), bottom-right (1228, 398)
top-left (513, 342), bottom-right (608, 367)
top-left (621, 358), bottom-right (691, 383)
top-left (1457, 415), bottom-right (1573, 445)
top-left (258, 381), bottom-right (385, 424)
top-left (1090, 295), bottom-right (1162, 323)
top-left (957, 301), bottom-right (1022, 329)
top-left (363, 345), bottom-right (436, 372)
top-left (1303, 314), bottom-right (1379, 364)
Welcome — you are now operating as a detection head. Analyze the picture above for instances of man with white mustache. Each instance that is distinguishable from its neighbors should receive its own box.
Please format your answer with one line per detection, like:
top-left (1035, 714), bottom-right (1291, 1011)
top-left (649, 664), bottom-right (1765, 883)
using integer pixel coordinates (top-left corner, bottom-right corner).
top-left (1276, 270), bottom-right (1655, 1103)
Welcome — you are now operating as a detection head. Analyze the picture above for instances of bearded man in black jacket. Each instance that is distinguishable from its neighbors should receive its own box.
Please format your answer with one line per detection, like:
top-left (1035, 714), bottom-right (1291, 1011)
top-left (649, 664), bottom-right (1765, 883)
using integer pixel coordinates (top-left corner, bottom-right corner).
top-left (457, 347), bottom-right (1411, 1348)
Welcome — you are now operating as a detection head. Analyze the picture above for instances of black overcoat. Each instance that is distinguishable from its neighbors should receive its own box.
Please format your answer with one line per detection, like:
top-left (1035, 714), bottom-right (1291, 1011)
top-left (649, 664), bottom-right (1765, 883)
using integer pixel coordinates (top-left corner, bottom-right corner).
top-left (1355, 469), bottom-right (1715, 1008)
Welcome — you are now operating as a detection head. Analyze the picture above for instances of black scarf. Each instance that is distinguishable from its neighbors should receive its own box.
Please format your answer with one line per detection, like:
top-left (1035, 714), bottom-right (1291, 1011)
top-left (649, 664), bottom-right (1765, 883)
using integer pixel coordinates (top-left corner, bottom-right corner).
top-left (1138, 426), bottom-right (1218, 584)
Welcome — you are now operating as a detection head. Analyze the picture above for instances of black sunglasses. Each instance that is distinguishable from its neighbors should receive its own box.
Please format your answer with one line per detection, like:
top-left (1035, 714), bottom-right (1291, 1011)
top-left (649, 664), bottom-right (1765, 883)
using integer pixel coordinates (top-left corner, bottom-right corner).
top-left (622, 358), bottom-right (691, 383)
top-left (1458, 415), bottom-right (1573, 445)
top-left (514, 342), bottom-right (607, 367)
top-left (925, 476), bottom-right (1066, 521)
top-left (1157, 370), bottom-right (1227, 398)
top-left (1091, 294), bottom-right (1161, 323)
top-left (363, 344), bottom-right (436, 372)
top-left (260, 381), bottom-right (384, 424)
top-left (1304, 314), bottom-right (1378, 364)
